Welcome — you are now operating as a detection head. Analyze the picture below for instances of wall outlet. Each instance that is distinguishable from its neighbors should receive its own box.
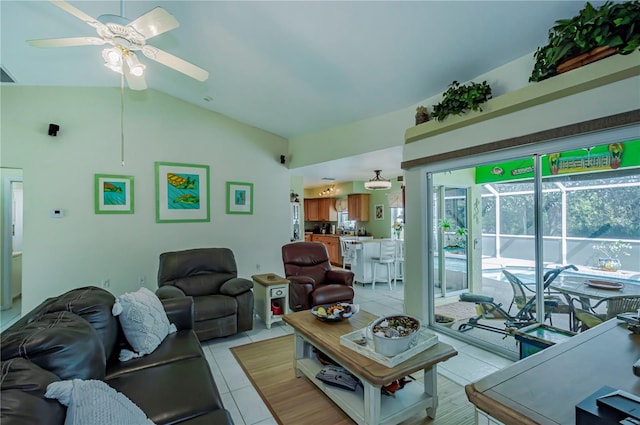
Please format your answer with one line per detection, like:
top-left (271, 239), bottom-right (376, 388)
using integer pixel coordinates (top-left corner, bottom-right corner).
top-left (101, 279), bottom-right (110, 288)
top-left (139, 275), bottom-right (146, 286)
top-left (256, 264), bottom-right (261, 272)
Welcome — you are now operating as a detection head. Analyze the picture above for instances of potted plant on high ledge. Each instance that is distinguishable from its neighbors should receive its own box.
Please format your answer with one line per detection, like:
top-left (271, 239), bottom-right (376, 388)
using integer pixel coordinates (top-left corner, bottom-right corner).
top-left (431, 80), bottom-right (492, 122)
top-left (592, 240), bottom-right (632, 271)
top-left (530, 1), bottom-right (640, 82)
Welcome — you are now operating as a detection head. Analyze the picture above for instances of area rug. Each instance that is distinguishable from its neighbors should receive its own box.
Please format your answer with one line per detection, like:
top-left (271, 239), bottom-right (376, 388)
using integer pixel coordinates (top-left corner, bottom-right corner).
top-left (230, 334), bottom-right (474, 425)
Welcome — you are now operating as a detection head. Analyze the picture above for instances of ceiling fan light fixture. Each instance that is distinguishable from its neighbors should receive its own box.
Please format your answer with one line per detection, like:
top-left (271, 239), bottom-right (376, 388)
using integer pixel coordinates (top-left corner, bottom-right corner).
top-left (102, 47), bottom-right (123, 73)
top-left (364, 170), bottom-right (392, 190)
top-left (103, 47), bottom-right (122, 65)
top-left (125, 53), bottom-right (145, 76)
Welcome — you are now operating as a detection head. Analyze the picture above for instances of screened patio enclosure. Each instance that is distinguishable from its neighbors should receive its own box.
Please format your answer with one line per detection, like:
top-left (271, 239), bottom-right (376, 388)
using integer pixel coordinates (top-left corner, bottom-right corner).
top-left (430, 138), bottom-right (640, 359)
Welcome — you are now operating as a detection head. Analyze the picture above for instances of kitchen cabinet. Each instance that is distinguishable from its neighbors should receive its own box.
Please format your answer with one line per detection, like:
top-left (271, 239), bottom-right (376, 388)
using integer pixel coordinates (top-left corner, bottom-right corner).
top-left (348, 194), bottom-right (370, 221)
top-left (304, 199), bottom-right (319, 221)
top-left (317, 198), bottom-right (337, 221)
top-left (304, 198), bottom-right (337, 222)
top-left (311, 235), bottom-right (341, 266)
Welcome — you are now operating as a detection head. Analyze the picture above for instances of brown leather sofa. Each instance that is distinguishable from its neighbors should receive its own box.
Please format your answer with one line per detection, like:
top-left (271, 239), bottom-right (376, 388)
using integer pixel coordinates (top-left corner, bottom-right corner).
top-left (282, 241), bottom-right (355, 311)
top-left (0, 286), bottom-right (233, 425)
top-left (156, 248), bottom-right (254, 341)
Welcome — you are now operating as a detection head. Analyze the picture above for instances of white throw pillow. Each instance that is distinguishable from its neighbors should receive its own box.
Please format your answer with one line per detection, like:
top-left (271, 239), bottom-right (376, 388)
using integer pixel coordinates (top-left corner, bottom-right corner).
top-left (112, 287), bottom-right (177, 361)
top-left (45, 379), bottom-right (155, 425)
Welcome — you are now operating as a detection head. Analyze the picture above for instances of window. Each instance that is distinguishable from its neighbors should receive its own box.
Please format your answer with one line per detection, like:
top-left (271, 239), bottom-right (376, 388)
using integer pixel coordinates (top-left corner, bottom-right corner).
top-left (390, 207), bottom-right (404, 239)
top-left (338, 211), bottom-right (356, 232)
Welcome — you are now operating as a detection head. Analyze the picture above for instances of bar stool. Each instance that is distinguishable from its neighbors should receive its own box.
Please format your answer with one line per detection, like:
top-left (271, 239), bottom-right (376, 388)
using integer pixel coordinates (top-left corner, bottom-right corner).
top-left (371, 240), bottom-right (397, 290)
top-left (340, 237), bottom-right (357, 269)
top-left (394, 240), bottom-right (405, 282)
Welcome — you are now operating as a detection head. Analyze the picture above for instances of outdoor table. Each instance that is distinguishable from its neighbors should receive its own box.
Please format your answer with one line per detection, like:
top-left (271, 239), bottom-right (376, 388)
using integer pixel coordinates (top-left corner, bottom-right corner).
top-left (548, 274), bottom-right (640, 330)
top-left (548, 274), bottom-right (640, 302)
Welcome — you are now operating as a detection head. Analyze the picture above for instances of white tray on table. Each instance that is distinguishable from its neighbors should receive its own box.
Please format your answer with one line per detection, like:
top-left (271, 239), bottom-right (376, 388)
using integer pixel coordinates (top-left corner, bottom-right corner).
top-left (339, 328), bottom-right (439, 367)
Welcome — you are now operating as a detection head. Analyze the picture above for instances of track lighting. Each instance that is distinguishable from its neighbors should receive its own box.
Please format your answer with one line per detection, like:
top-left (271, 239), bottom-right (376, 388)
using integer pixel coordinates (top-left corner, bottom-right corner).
top-left (318, 186), bottom-right (336, 196)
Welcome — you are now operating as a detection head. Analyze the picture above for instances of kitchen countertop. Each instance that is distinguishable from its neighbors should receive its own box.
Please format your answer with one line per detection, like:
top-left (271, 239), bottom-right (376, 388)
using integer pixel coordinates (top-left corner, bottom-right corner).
top-left (306, 233), bottom-right (372, 238)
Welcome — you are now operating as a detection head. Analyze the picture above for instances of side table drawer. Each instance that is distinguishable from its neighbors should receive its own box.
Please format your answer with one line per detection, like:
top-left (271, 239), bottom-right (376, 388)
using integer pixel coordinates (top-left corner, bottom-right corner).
top-left (271, 287), bottom-right (287, 298)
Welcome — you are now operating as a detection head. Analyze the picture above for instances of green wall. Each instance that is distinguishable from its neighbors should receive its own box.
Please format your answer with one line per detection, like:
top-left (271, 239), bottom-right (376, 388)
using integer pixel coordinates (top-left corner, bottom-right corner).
top-left (1, 86), bottom-right (290, 313)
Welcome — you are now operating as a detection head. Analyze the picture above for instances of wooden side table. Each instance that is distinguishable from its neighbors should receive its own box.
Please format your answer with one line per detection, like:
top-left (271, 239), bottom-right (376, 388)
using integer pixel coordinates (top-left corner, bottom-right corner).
top-left (251, 273), bottom-right (290, 329)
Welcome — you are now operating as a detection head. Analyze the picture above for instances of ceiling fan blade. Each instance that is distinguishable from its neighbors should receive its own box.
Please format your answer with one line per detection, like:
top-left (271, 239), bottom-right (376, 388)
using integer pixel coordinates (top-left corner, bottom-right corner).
top-left (142, 46), bottom-right (209, 82)
top-left (128, 7), bottom-right (179, 40)
top-left (123, 62), bottom-right (147, 91)
top-left (27, 36), bottom-right (106, 48)
top-left (49, 0), bottom-right (105, 30)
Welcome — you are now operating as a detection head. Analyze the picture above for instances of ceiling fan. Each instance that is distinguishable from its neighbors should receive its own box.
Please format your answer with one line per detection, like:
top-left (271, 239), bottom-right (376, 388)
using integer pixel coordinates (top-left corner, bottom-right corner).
top-left (27, 0), bottom-right (209, 90)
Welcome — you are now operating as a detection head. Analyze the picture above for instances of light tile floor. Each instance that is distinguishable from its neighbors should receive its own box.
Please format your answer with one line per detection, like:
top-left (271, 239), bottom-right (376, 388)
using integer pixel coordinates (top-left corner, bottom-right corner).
top-left (202, 282), bottom-right (514, 425)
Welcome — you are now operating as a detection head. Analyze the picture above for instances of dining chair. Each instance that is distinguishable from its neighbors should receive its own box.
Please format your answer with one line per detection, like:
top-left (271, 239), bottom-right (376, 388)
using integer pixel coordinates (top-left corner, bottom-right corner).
top-left (371, 240), bottom-right (397, 290)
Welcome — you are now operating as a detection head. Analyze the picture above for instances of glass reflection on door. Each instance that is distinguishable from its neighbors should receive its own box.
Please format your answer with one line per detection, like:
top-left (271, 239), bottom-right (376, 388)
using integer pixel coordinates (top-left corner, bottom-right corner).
top-left (433, 185), bottom-right (469, 297)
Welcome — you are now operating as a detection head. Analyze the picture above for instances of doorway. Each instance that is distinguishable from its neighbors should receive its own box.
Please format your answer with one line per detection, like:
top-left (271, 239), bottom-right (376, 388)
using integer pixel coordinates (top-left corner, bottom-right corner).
top-left (1, 168), bottom-right (23, 330)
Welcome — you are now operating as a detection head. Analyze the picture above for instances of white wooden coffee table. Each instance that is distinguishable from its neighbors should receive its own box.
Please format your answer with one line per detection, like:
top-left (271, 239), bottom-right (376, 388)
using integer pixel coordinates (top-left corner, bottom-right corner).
top-left (283, 309), bottom-right (457, 425)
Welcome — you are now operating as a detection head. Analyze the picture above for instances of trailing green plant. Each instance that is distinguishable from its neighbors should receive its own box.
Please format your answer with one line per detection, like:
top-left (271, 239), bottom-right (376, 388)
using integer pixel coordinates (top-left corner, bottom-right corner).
top-left (530, 1), bottom-right (640, 82)
top-left (431, 80), bottom-right (492, 121)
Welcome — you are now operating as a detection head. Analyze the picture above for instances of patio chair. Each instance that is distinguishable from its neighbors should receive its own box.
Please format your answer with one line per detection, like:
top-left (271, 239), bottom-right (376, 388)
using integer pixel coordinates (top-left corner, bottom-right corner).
top-left (570, 295), bottom-right (640, 332)
top-left (502, 270), bottom-right (536, 314)
top-left (502, 269), bottom-right (572, 326)
top-left (458, 265), bottom-right (577, 334)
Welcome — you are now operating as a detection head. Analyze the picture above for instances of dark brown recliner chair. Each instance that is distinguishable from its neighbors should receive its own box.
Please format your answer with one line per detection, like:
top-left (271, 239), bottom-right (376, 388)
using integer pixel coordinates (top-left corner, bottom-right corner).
top-left (157, 248), bottom-right (254, 341)
top-left (282, 242), bottom-right (355, 312)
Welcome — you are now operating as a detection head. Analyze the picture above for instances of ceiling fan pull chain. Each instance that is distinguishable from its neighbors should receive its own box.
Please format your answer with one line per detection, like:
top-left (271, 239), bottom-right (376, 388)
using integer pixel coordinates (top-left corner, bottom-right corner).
top-left (120, 72), bottom-right (125, 167)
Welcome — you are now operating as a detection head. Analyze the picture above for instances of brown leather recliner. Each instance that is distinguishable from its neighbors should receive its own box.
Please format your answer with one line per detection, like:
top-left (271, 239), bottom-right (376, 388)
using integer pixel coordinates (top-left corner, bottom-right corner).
top-left (282, 242), bottom-right (355, 311)
top-left (157, 248), bottom-right (254, 341)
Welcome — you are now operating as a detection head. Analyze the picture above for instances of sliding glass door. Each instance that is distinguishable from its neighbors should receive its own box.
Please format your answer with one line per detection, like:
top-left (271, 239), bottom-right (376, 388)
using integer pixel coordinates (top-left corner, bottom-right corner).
top-left (427, 136), bottom-right (640, 359)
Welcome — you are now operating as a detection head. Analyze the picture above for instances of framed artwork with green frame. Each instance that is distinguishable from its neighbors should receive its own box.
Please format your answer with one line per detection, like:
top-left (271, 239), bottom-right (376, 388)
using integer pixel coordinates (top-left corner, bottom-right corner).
top-left (155, 161), bottom-right (210, 223)
top-left (226, 181), bottom-right (253, 215)
top-left (94, 174), bottom-right (134, 214)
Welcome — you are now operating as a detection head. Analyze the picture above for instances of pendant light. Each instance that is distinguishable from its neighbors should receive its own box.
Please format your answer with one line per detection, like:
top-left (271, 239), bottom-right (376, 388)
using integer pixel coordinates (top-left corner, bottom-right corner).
top-left (364, 170), bottom-right (392, 190)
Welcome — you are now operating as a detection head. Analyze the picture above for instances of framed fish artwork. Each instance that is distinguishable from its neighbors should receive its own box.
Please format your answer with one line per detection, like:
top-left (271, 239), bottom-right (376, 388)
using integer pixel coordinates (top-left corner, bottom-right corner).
top-left (94, 174), bottom-right (134, 214)
top-left (226, 181), bottom-right (253, 215)
top-left (155, 162), bottom-right (210, 223)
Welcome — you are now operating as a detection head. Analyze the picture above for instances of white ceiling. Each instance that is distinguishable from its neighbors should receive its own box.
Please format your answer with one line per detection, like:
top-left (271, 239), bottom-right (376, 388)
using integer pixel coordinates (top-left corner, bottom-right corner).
top-left (1, 1), bottom-right (598, 188)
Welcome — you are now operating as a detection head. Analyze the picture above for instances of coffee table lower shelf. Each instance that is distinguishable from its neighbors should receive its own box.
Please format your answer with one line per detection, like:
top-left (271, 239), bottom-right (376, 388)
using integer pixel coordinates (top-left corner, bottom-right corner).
top-left (294, 335), bottom-right (437, 425)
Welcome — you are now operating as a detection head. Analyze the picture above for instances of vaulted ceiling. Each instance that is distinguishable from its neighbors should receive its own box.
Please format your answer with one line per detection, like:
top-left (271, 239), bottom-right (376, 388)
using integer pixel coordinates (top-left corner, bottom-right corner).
top-left (1, 1), bottom-right (600, 186)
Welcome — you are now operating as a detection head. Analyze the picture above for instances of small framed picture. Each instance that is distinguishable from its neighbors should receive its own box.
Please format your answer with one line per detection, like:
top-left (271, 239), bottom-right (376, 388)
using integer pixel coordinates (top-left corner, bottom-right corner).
top-left (95, 174), bottom-right (134, 214)
top-left (226, 181), bottom-right (253, 215)
top-left (155, 162), bottom-right (210, 223)
top-left (375, 204), bottom-right (384, 220)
